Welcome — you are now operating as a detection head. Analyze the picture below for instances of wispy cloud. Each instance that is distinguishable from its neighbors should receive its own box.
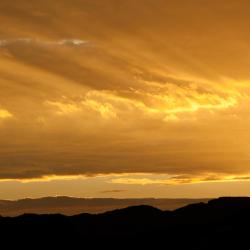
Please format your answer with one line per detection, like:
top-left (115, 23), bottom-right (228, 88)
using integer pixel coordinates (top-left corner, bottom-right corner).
top-left (100, 189), bottom-right (127, 194)
top-left (0, 38), bottom-right (89, 48)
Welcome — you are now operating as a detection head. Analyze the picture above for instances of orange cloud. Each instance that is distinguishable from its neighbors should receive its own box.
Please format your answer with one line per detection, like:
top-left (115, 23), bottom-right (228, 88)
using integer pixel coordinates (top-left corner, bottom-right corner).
top-left (0, 0), bottom-right (250, 185)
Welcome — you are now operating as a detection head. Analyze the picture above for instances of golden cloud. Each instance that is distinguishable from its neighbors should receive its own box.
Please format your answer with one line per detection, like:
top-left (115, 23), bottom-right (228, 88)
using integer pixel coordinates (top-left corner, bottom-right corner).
top-left (0, 108), bottom-right (12, 119)
top-left (0, 0), bottom-right (250, 184)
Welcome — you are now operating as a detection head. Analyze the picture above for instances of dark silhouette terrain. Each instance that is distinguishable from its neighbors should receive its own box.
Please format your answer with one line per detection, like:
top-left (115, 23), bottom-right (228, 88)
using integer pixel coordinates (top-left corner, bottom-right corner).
top-left (1, 197), bottom-right (250, 249)
top-left (0, 196), bottom-right (209, 216)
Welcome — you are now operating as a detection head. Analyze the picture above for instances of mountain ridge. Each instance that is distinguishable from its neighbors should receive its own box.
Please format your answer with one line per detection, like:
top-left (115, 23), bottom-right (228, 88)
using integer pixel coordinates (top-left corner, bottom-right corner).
top-left (0, 196), bottom-right (210, 216)
top-left (1, 197), bottom-right (250, 249)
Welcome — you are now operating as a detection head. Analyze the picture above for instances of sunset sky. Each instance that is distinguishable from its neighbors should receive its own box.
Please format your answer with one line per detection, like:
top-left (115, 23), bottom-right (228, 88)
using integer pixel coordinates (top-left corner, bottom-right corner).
top-left (1, 0), bottom-right (250, 199)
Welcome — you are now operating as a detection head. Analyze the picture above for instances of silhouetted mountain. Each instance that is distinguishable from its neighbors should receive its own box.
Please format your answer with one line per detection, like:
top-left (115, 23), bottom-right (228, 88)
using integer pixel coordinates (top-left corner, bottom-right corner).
top-left (0, 196), bottom-right (209, 216)
top-left (1, 197), bottom-right (250, 249)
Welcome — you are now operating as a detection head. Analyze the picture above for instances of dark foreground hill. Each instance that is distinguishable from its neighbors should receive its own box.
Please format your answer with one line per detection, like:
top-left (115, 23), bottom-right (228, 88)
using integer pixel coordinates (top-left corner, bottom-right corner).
top-left (1, 197), bottom-right (250, 249)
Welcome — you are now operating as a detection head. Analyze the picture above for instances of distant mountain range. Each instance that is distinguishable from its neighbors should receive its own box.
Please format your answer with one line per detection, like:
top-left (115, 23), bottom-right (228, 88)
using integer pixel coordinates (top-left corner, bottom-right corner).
top-left (1, 197), bottom-right (250, 249)
top-left (0, 196), bottom-right (210, 216)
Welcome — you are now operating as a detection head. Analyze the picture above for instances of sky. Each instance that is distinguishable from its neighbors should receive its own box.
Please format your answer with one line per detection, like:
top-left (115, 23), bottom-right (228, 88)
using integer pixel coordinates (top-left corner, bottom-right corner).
top-left (1, 0), bottom-right (250, 199)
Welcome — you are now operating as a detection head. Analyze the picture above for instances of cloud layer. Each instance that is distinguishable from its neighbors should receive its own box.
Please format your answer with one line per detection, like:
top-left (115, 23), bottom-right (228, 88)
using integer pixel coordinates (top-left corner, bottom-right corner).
top-left (0, 0), bottom-right (250, 183)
